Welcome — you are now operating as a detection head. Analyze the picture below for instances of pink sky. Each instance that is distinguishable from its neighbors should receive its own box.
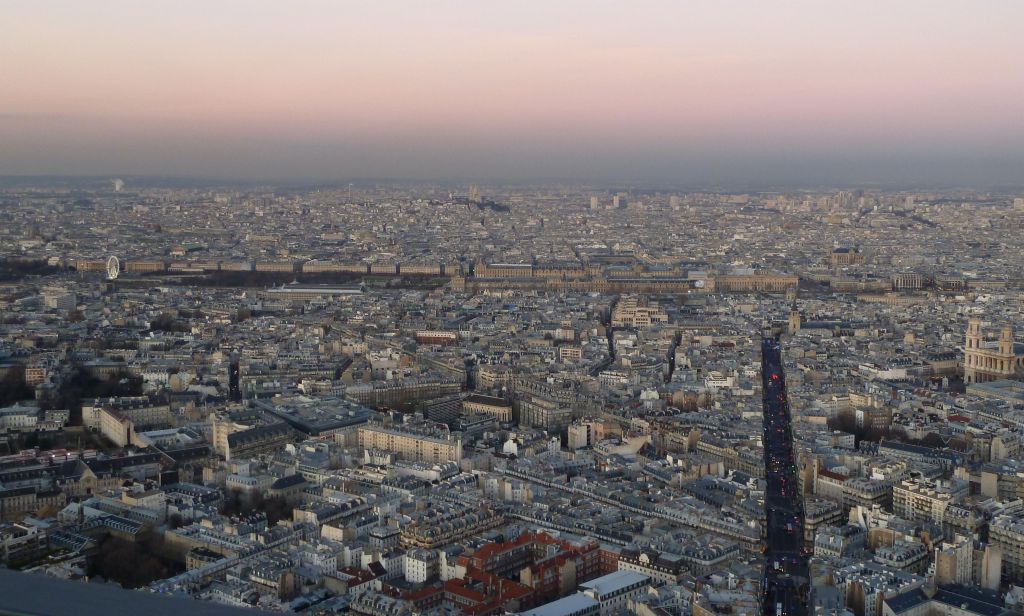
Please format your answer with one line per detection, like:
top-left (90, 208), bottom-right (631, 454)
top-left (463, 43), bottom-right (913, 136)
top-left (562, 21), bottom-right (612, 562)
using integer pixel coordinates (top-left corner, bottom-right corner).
top-left (2, 1), bottom-right (1023, 182)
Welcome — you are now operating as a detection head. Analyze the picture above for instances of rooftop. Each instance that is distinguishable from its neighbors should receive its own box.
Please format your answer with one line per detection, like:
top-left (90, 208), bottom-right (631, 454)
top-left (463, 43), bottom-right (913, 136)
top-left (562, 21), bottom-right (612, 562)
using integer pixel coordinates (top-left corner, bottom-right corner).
top-left (520, 593), bottom-right (599, 616)
top-left (0, 570), bottom-right (278, 616)
top-left (578, 570), bottom-right (650, 597)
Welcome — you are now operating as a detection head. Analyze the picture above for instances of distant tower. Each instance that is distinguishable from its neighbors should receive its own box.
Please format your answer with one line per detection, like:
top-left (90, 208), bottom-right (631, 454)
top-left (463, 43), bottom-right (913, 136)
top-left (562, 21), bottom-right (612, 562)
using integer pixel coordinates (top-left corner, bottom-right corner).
top-left (590, 196), bottom-right (600, 210)
top-left (112, 178), bottom-right (124, 192)
top-left (964, 318), bottom-right (983, 385)
top-left (966, 318), bottom-right (982, 351)
top-left (788, 305), bottom-right (801, 335)
top-left (1001, 327), bottom-right (1015, 356)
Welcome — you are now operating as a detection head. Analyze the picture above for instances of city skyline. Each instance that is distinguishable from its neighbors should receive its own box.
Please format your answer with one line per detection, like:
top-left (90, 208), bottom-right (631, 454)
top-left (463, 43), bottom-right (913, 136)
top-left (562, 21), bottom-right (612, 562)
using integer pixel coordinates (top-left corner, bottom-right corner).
top-left (5, 4), bottom-right (1024, 614)
top-left (3, 1), bottom-right (1024, 185)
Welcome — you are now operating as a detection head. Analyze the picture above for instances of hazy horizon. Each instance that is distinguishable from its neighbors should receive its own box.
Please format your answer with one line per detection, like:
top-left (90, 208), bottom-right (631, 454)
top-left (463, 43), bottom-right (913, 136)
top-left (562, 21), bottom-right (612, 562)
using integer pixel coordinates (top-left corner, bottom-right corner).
top-left (4, 1), bottom-right (1023, 186)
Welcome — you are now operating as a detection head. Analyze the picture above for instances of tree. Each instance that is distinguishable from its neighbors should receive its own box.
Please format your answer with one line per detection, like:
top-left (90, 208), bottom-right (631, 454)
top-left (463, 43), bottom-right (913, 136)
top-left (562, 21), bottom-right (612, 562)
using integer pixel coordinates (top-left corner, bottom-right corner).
top-left (221, 490), bottom-right (292, 525)
top-left (150, 313), bottom-right (188, 332)
top-left (40, 366), bottom-right (144, 426)
top-left (221, 488), bottom-right (246, 517)
top-left (920, 433), bottom-right (947, 448)
top-left (825, 410), bottom-right (893, 446)
top-left (88, 535), bottom-right (180, 588)
top-left (0, 364), bottom-right (32, 406)
top-left (263, 497), bottom-right (292, 525)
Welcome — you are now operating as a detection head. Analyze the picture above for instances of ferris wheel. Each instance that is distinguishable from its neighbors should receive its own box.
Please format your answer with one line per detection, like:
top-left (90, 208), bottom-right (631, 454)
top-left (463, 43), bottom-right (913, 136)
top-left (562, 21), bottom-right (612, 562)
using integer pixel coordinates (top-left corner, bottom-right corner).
top-left (106, 256), bottom-right (120, 280)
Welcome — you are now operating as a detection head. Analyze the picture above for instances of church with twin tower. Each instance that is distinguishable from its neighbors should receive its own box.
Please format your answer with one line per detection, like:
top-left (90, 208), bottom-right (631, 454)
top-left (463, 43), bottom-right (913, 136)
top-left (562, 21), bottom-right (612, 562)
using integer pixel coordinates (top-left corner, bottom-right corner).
top-left (964, 318), bottom-right (1024, 384)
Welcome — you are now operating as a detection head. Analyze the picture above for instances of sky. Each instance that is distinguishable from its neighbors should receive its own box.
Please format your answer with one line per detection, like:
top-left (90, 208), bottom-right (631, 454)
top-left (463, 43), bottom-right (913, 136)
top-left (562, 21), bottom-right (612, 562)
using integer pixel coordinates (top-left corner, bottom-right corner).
top-left (2, 1), bottom-right (1023, 186)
